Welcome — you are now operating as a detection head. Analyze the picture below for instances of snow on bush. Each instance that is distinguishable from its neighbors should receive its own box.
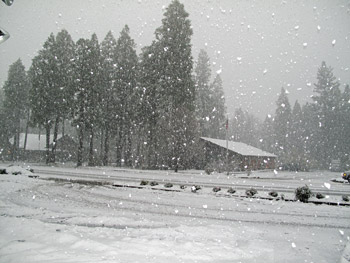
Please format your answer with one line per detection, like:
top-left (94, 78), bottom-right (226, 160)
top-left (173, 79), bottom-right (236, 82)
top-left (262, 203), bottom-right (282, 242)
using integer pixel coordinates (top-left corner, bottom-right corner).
top-left (212, 187), bottom-right (221, 192)
top-left (140, 180), bottom-right (149, 186)
top-left (150, 181), bottom-right (158, 186)
top-left (342, 195), bottom-right (349, 202)
top-left (246, 188), bottom-right (257, 197)
top-left (269, 191), bottom-right (278, 198)
top-left (164, 183), bottom-right (173, 188)
top-left (295, 185), bottom-right (313, 203)
top-left (227, 187), bottom-right (236, 194)
top-left (316, 193), bottom-right (325, 199)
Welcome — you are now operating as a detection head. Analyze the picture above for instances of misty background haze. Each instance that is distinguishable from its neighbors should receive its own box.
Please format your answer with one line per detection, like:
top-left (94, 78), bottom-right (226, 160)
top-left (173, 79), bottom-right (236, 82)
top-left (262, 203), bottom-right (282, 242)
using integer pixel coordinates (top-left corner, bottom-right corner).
top-left (1, 0), bottom-right (349, 119)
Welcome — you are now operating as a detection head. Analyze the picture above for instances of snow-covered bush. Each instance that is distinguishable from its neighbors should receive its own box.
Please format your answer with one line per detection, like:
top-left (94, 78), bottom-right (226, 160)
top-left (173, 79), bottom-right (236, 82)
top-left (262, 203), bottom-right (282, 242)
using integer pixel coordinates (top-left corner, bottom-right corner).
top-left (140, 180), bottom-right (149, 186)
top-left (180, 185), bottom-right (186, 189)
top-left (246, 188), bottom-right (257, 197)
top-left (342, 195), bottom-right (349, 202)
top-left (227, 187), bottom-right (236, 194)
top-left (205, 166), bottom-right (214, 175)
top-left (295, 185), bottom-right (313, 202)
top-left (316, 193), bottom-right (325, 199)
top-left (0, 169), bottom-right (8, 174)
top-left (212, 187), bottom-right (221, 192)
top-left (269, 191), bottom-right (278, 197)
top-left (150, 181), bottom-right (158, 186)
top-left (164, 183), bottom-right (173, 188)
top-left (191, 185), bottom-right (201, 192)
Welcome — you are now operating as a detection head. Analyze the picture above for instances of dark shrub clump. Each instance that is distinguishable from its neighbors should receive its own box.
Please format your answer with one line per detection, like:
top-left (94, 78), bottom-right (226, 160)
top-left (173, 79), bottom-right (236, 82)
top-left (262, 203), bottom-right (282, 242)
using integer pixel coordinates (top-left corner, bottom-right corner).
top-left (295, 185), bottom-right (313, 202)
top-left (227, 187), bottom-right (236, 194)
top-left (180, 185), bottom-right (186, 189)
top-left (150, 181), bottom-right (158, 186)
top-left (269, 191), bottom-right (278, 198)
top-left (316, 193), bottom-right (325, 199)
top-left (246, 188), bottom-right (258, 197)
top-left (164, 183), bottom-right (173, 188)
top-left (140, 180), bottom-right (149, 186)
top-left (205, 167), bottom-right (214, 175)
top-left (213, 187), bottom-right (221, 192)
top-left (342, 195), bottom-right (349, 202)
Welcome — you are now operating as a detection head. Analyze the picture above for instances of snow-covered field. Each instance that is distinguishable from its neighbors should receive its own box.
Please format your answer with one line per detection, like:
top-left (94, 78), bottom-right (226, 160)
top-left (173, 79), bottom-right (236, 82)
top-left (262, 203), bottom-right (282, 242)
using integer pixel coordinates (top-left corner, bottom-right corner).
top-left (0, 164), bottom-right (350, 262)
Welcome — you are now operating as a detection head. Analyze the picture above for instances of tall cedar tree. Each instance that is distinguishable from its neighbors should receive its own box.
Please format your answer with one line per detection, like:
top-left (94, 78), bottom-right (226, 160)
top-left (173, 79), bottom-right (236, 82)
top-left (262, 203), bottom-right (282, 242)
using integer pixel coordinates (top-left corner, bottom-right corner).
top-left (29, 34), bottom-right (57, 163)
top-left (100, 31), bottom-right (118, 165)
top-left (3, 59), bottom-right (30, 159)
top-left (51, 29), bottom-right (75, 162)
top-left (274, 87), bottom-right (292, 165)
top-left (154, 0), bottom-right (196, 171)
top-left (209, 74), bottom-right (226, 139)
top-left (312, 61), bottom-right (341, 167)
top-left (194, 49), bottom-right (212, 137)
top-left (138, 41), bottom-right (163, 168)
top-left (339, 85), bottom-right (350, 167)
top-left (114, 25), bottom-right (138, 167)
top-left (86, 34), bottom-right (102, 166)
top-left (73, 35), bottom-right (101, 166)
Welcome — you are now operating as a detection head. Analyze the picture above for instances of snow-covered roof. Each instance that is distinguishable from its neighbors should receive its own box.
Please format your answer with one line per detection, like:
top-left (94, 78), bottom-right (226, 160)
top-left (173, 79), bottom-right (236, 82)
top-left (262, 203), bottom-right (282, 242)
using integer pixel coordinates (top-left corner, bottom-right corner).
top-left (201, 137), bottom-right (277, 158)
top-left (9, 133), bottom-right (63, 151)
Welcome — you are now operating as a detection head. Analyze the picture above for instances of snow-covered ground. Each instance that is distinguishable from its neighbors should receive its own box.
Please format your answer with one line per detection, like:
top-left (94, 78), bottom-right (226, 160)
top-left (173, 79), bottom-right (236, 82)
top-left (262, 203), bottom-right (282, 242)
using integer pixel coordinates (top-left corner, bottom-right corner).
top-left (0, 164), bottom-right (350, 262)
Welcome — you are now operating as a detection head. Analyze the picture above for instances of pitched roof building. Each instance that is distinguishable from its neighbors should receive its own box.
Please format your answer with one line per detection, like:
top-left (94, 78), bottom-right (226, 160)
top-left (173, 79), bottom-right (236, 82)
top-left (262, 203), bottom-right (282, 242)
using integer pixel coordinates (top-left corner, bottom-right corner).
top-left (200, 137), bottom-right (277, 171)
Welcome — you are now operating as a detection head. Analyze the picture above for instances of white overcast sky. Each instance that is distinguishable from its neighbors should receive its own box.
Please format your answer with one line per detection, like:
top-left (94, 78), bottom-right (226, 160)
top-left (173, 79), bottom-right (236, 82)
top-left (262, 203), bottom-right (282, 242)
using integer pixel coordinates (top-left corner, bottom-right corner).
top-left (1, 0), bottom-right (349, 119)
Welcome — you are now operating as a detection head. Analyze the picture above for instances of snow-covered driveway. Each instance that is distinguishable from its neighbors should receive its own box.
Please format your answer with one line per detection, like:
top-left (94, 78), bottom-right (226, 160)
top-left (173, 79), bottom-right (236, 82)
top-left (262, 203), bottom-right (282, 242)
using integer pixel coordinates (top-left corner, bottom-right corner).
top-left (0, 165), bottom-right (350, 262)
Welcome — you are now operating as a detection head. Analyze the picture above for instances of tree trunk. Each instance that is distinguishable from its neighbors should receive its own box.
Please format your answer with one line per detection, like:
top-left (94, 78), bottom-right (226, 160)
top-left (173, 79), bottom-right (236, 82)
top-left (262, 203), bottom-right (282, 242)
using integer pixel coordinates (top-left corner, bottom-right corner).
top-left (103, 124), bottom-right (109, 166)
top-left (62, 119), bottom-right (65, 137)
top-left (116, 130), bottom-right (122, 167)
top-left (77, 126), bottom-right (84, 167)
top-left (23, 111), bottom-right (30, 150)
top-left (88, 127), bottom-right (94, 166)
top-left (51, 116), bottom-right (60, 163)
top-left (45, 123), bottom-right (51, 164)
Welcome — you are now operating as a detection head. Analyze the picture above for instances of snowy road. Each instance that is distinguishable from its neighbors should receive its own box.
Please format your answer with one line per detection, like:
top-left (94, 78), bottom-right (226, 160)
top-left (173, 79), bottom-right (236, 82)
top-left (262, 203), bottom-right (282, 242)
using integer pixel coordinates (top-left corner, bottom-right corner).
top-left (1, 164), bottom-right (350, 262)
top-left (32, 165), bottom-right (350, 197)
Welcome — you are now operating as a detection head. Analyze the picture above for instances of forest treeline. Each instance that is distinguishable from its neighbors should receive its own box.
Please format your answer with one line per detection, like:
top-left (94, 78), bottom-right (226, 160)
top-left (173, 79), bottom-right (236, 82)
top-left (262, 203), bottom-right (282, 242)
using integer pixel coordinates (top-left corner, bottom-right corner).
top-left (0, 0), bottom-right (349, 171)
top-left (229, 62), bottom-right (350, 170)
top-left (0, 0), bottom-right (226, 170)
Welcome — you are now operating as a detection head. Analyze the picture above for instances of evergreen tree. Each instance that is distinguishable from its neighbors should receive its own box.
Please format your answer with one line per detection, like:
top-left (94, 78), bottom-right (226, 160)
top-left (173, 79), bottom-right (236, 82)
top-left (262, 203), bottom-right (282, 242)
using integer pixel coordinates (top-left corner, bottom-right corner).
top-left (289, 100), bottom-right (307, 170)
top-left (30, 32), bottom-right (75, 163)
top-left (338, 84), bottom-right (350, 169)
top-left (72, 35), bottom-right (102, 166)
top-left (229, 108), bottom-right (259, 147)
top-left (274, 87), bottom-right (292, 165)
top-left (153, 0), bottom-right (196, 171)
top-left (312, 61), bottom-right (341, 167)
top-left (194, 49), bottom-right (212, 137)
top-left (209, 74), bottom-right (226, 139)
top-left (114, 25), bottom-right (138, 167)
top-left (260, 115), bottom-right (275, 154)
top-left (51, 29), bottom-right (75, 161)
top-left (2, 59), bottom-right (30, 159)
top-left (138, 41), bottom-right (163, 168)
top-left (100, 31), bottom-right (118, 165)
top-left (86, 34), bottom-right (102, 166)
top-left (29, 38), bottom-right (55, 164)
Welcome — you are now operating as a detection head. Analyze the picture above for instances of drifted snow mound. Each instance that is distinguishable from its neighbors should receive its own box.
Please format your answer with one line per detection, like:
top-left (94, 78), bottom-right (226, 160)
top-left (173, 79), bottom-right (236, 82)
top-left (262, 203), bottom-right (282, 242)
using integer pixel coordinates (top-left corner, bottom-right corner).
top-left (1, 165), bottom-right (35, 176)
